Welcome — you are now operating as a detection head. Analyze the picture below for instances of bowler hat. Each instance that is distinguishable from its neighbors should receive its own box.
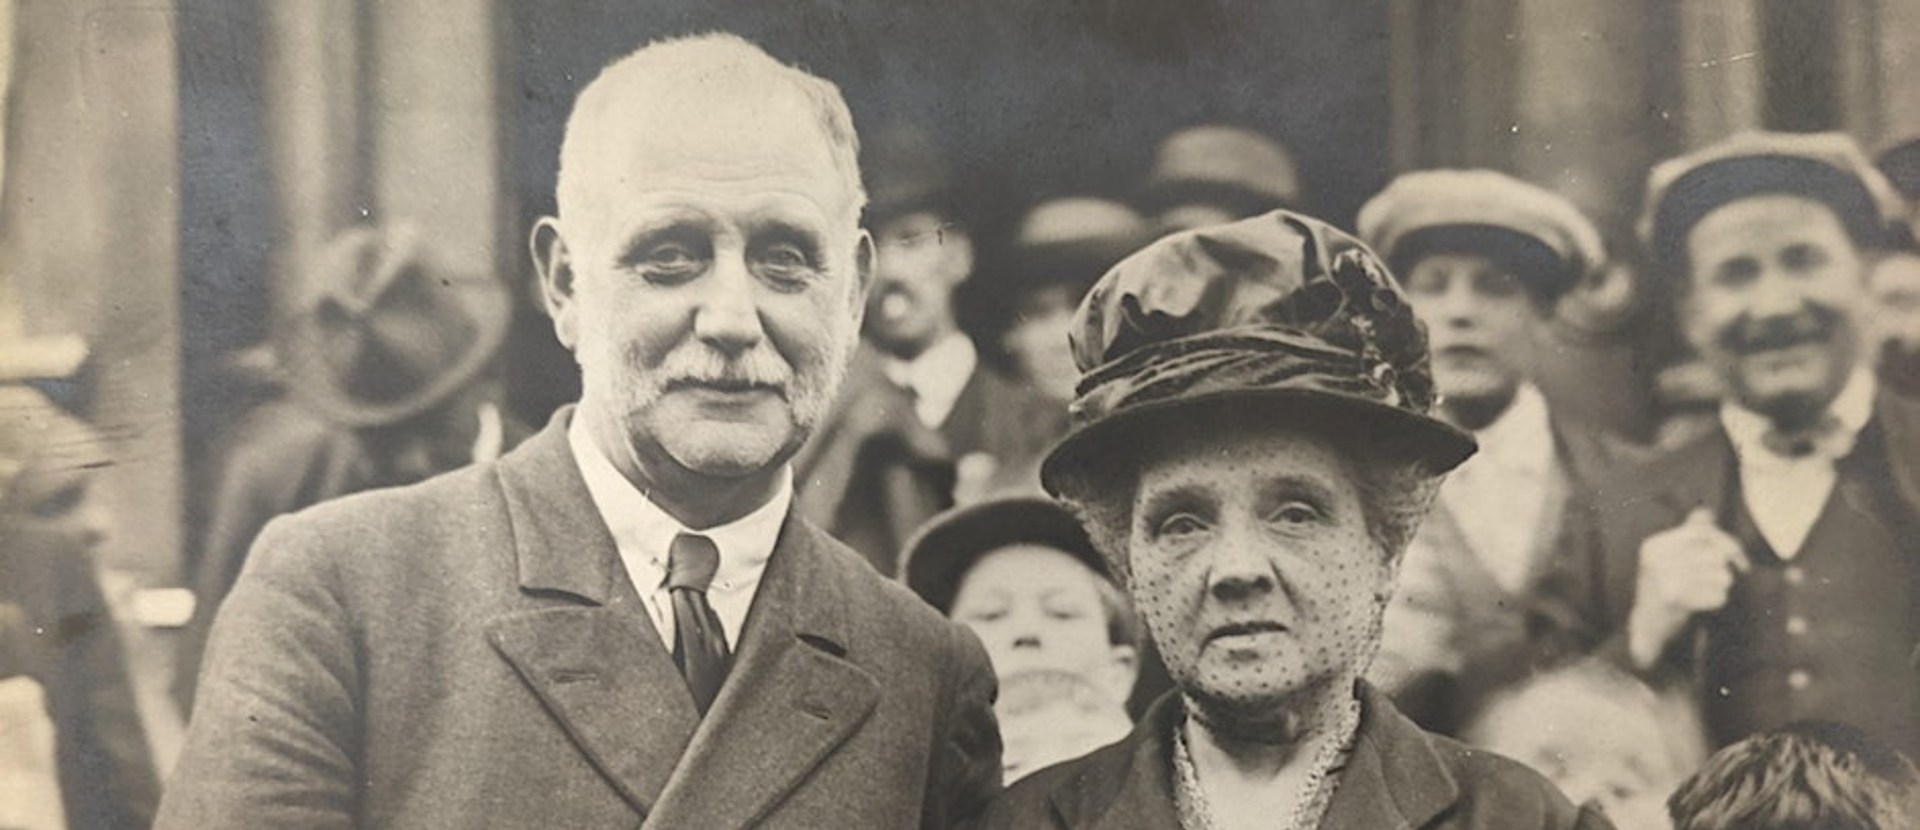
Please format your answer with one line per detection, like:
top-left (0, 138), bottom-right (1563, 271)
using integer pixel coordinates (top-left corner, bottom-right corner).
top-left (1641, 131), bottom-right (1905, 270)
top-left (1141, 125), bottom-right (1301, 215)
top-left (1040, 210), bottom-right (1475, 497)
top-left (1012, 197), bottom-right (1153, 293)
top-left (278, 225), bottom-right (512, 427)
top-left (1357, 169), bottom-right (1605, 304)
top-left (901, 496), bottom-right (1111, 614)
top-left (863, 121), bottom-right (959, 225)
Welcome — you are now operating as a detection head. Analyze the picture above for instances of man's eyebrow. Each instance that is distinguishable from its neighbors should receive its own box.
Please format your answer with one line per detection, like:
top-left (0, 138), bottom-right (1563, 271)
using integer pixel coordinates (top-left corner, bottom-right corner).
top-left (613, 217), bottom-right (708, 261)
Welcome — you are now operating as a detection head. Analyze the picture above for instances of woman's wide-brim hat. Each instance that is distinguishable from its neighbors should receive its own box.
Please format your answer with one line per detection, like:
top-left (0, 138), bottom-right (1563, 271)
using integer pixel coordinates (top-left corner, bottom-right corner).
top-left (278, 224), bottom-right (512, 427)
top-left (901, 496), bottom-right (1111, 614)
top-left (1040, 210), bottom-right (1476, 497)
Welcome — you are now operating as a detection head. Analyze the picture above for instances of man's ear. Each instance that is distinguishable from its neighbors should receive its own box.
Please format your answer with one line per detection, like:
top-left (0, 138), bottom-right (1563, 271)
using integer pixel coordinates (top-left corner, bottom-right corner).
top-left (530, 217), bottom-right (580, 350)
top-left (940, 228), bottom-right (976, 287)
top-left (849, 228), bottom-right (877, 319)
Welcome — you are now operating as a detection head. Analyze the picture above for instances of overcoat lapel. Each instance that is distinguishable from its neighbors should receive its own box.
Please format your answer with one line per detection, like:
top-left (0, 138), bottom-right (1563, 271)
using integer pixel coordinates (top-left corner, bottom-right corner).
top-left (646, 519), bottom-right (879, 828)
top-left (483, 412), bottom-right (702, 817)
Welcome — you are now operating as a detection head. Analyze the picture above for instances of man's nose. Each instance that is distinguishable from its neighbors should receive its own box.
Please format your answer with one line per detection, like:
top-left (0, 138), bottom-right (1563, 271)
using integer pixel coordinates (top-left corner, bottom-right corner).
top-left (693, 252), bottom-right (767, 352)
top-left (1748, 267), bottom-right (1809, 318)
top-left (1207, 527), bottom-right (1276, 603)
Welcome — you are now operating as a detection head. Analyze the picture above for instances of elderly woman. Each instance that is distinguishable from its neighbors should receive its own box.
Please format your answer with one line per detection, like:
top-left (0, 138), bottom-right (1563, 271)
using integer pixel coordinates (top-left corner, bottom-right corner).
top-left (975, 211), bottom-right (1609, 829)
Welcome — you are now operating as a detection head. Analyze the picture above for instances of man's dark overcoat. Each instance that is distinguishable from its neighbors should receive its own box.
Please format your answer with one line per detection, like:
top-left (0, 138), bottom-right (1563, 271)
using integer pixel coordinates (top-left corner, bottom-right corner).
top-left (158, 411), bottom-right (1002, 829)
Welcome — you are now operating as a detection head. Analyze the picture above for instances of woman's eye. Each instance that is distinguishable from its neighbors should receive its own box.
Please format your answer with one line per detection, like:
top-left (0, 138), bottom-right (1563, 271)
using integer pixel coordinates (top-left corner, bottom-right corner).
top-left (1270, 502), bottom-right (1322, 525)
top-left (1156, 513), bottom-right (1207, 539)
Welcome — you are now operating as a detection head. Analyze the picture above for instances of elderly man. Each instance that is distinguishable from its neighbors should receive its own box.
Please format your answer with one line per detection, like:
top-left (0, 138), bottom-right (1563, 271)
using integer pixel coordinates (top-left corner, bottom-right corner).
top-left (158, 34), bottom-right (1000, 829)
top-left (1534, 132), bottom-right (1920, 759)
top-left (977, 211), bottom-right (1606, 829)
top-left (1355, 170), bottom-right (1632, 731)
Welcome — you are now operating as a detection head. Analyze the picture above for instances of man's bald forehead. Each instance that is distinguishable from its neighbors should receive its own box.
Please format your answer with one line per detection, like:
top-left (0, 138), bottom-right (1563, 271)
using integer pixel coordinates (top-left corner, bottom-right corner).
top-left (555, 33), bottom-right (865, 226)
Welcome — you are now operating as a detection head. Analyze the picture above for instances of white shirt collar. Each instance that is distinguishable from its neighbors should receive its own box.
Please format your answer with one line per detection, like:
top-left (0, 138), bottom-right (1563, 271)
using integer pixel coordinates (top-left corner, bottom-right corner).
top-left (1720, 368), bottom-right (1876, 463)
top-left (883, 332), bottom-right (977, 428)
top-left (1469, 383), bottom-right (1554, 467)
top-left (566, 412), bottom-right (790, 594)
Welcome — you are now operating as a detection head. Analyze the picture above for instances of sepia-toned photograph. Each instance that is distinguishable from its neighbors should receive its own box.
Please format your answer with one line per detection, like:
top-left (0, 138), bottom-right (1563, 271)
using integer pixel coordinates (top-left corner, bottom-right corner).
top-left (2, 2), bottom-right (1917, 828)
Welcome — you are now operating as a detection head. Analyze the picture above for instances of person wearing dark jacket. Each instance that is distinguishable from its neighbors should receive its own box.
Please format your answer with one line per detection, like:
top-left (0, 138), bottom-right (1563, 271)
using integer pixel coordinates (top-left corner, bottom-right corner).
top-left (976, 210), bottom-right (1607, 829)
top-left (1533, 132), bottom-right (1920, 760)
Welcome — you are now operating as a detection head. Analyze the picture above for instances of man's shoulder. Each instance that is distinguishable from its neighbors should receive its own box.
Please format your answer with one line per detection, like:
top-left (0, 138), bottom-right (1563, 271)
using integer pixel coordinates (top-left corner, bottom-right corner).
top-left (246, 459), bottom-right (507, 585)
top-left (790, 517), bottom-right (964, 639)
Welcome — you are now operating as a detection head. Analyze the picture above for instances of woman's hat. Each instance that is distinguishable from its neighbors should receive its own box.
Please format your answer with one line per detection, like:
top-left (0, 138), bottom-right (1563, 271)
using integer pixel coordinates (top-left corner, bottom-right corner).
top-left (1040, 210), bottom-right (1475, 497)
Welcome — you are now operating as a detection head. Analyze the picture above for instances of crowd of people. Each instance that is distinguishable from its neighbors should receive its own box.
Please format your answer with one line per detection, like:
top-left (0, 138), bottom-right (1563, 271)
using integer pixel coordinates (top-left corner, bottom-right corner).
top-left (5, 27), bottom-right (1920, 830)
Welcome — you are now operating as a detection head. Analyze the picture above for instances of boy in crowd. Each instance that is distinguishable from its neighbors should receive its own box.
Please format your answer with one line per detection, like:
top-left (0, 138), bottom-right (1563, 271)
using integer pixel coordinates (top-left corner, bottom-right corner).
top-left (902, 497), bottom-right (1138, 781)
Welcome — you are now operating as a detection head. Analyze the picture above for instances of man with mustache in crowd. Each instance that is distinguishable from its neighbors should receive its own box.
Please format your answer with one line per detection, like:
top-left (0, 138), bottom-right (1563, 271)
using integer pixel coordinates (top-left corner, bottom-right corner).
top-left (158, 34), bottom-right (1000, 829)
top-left (1535, 132), bottom-right (1920, 760)
top-left (793, 122), bottom-right (1066, 571)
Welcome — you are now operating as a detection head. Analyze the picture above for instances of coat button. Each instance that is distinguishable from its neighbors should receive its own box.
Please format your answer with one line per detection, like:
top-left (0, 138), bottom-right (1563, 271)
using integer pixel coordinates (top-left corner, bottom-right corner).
top-left (1786, 616), bottom-right (1808, 636)
top-left (1788, 669), bottom-right (1812, 691)
top-left (1784, 566), bottom-right (1805, 586)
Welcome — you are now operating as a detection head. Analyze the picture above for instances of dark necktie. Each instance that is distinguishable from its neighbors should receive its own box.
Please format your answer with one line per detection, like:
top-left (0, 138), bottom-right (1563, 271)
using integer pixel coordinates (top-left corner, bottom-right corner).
top-left (667, 532), bottom-right (731, 714)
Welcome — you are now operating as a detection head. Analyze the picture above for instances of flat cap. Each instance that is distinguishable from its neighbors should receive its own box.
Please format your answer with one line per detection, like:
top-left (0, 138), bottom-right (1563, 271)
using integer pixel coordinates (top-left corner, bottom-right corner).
top-left (1357, 169), bottom-right (1605, 302)
top-left (1041, 210), bottom-right (1475, 496)
top-left (1641, 131), bottom-right (1906, 270)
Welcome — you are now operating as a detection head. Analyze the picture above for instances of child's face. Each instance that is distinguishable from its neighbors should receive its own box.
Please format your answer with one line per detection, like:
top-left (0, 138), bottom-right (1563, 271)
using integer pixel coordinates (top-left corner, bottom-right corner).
top-left (949, 544), bottom-right (1131, 687)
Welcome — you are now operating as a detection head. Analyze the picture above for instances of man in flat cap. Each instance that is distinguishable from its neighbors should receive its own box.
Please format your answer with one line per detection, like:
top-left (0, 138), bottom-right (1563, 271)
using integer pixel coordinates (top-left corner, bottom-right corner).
top-left (1535, 131), bottom-right (1920, 760)
top-left (976, 210), bottom-right (1605, 829)
top-left (794, 121), bottom-right (1065, 570)
top-left (160, 34), bottom-right (1000, 829)
top-left (1355, 170), bottom-right (1636, 732)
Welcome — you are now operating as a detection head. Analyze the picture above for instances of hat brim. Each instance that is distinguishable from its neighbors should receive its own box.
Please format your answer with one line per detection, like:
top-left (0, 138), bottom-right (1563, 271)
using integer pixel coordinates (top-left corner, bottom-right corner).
top-left (900, 496), bottom-right (1109, 614)
top-left (280, 281), bottom-right (514, 428)
top-left (1040, 386), bottom-right (1476, 498)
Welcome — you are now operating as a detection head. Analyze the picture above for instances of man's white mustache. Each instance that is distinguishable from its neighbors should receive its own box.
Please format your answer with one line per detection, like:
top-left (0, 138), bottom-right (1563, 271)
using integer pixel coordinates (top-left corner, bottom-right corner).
top-left (658, 346), bottom-right (793, 389)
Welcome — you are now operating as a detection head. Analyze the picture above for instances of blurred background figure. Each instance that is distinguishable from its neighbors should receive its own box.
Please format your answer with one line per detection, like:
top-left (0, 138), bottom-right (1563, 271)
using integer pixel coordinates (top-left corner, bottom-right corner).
top-left (794, 123), bottom-right (1067, 571)
top-left (999, 196), bottom-right (1153, 404)
top-left (1534, 132), bottom-right (1920, 761)
top-left (1137, 124), bottom-right (1301, 235)
top-left (1666, 721), bottom-right (1919, 830)
top-left (1870, 136), bottom-right (1920, 397)
top-left (0, 338), bottom-right (160, 830)
top-left (171, 224), bottom-right (526, 713)
top-left (1356, 169), bottom-right (1638, 732)
top-left (902, 497), bottom-right (1137, 782)
top-left (1466, 661), bottom-right (1706, 830)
